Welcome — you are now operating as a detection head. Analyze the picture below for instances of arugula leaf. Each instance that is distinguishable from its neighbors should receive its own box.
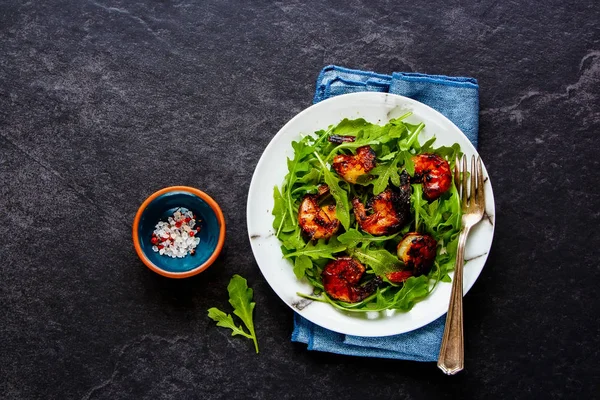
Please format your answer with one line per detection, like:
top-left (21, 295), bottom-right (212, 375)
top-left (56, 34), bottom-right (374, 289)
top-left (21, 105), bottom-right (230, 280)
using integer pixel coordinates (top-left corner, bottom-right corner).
top-left (411, 183), bottom-right (425, 232)
top-left (349, 247), bottom-right (401, 276)
top-left (283, 237), bottom-right (346, 260)
top-left (293, 255), bottom-right (312, 280)
top-left (336, 229), bottom-right (368, 248)
top-left (207, 275), bottom-right (259, 353)
top-left (283, 140), bottom-right (314, 225)
top-left (272, 186), bottom-right (286, 235)
top-left (296, 168), bottom-right (321, 184)
top-left (332, 118), bottom-right (378, 137)
top-left (313, 151), bottom-right (351, 229)
top-left (280, 227), bottom-right (306, 251)
top-left (399, 122), bottom-right (425, 151)
top-left (375, 288), bottom-right (389, 310)
top-left (326, 140), bottom-right (381, 160)
top-left (416, 136), bottom-right (437, 152)
top-left (338, 229), bottom-right (400, 249)
top-left (423, 142), bottom-right (462, 160)
top-left (390, 275), bottom-right (430, 310)
top-left (370, 151), bottom-right (405, 195)
top-left (404, 153), bottom-right (415, 176)
top-left (374, 124), bottom-right (408, 145)
top-left (207, 308), bottom-right (253, 338)
top-left (227, 275), bottom-right (259, 353)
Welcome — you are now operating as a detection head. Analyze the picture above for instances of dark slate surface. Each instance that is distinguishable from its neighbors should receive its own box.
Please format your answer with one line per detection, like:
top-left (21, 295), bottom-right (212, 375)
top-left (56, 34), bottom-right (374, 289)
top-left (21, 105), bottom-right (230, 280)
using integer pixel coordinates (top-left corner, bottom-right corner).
top-left (1, 1), bottom-right (599, 399)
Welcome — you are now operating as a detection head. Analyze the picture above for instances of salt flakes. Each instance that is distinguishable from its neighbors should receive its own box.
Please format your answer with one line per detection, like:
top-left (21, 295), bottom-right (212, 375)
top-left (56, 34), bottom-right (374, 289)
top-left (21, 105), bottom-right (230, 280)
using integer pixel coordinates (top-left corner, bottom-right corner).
top-left (151, 207), bottom-right (201, 258)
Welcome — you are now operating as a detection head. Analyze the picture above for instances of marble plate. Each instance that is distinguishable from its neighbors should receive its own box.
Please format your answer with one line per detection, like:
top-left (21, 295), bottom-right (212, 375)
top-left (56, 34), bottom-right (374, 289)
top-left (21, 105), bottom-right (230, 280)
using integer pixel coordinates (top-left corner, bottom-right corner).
top-left (246, 92), bottom-right (495, 337)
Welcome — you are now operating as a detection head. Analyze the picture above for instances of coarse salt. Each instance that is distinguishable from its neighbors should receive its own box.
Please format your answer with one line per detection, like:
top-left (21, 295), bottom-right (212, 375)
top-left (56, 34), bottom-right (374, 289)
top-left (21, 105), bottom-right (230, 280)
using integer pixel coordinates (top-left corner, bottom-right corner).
top-left (151, 207), bottom-right (201, 258)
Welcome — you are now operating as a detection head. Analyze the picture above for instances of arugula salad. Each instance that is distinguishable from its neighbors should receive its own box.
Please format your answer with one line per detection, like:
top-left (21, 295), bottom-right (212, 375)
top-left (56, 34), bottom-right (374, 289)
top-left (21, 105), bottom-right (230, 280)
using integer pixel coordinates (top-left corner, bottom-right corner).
top-left (272, 114), bottom-right (462, 313)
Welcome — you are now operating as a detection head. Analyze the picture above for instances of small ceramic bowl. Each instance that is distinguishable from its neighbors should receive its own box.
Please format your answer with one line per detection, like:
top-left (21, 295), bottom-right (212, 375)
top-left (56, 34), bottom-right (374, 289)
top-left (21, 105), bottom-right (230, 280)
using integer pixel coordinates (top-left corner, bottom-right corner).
top-left (132, 186), bottom-right (226, 278)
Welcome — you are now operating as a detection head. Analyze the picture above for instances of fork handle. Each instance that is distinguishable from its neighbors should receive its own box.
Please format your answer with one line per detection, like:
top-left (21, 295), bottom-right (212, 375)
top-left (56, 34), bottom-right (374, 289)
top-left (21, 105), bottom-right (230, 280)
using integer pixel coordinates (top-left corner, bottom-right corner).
top-left (437, 226), bottom-right (470, 375)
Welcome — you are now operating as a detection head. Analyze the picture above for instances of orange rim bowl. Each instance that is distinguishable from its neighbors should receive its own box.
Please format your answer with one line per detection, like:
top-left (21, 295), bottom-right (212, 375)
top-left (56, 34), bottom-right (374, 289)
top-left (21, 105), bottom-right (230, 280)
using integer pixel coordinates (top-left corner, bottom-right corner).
top-left (132, 186), bottom-right (226, 278)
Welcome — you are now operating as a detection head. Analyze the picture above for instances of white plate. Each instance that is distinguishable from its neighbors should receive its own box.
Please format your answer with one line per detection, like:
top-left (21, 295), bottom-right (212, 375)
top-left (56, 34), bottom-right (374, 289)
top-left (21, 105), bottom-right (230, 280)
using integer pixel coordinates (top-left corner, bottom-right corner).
top-left (247, 92), bottom-right (495, 337)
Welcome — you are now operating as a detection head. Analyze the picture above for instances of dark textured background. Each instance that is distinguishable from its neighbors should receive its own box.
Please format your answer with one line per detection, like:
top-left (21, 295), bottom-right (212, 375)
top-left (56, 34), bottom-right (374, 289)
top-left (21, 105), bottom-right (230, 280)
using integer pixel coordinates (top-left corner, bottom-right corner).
top-left (1, 0), bottom-right (599, 399)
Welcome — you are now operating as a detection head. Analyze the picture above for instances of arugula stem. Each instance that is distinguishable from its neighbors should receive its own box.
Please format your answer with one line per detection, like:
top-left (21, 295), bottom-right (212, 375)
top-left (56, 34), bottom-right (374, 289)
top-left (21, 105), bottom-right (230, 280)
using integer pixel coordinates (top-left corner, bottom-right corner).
top-left (276, 204), bottom-right (287, 237)
top-left (406, 122), bottom-right (425, 148)
top-left (326, 140), bottom-right (379, 161)
top-left (313, 150), bottom-right (327, 170)
top-left (428, 260), bottom-right (443, 294)
top-left (296, 292), bottom-right (328, 302)
top-left (250, 329), bottom-right (259, 353)
top-left (285, 177), bottom-right (296, 226)
top-left (394, 111), bottom-right (413, 121)
top-left (313, 126), bottom-right (334, 147)
top-left (298, 286), bottom-right (396, 313)
top-left (413, 184), bottom-right (422, 232)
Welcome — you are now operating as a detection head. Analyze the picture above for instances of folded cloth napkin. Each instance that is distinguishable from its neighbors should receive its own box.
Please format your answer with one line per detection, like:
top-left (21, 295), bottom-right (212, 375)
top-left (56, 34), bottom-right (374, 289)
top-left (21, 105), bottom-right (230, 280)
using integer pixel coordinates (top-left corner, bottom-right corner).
top-left (291, 65), bottom-right (479, 361)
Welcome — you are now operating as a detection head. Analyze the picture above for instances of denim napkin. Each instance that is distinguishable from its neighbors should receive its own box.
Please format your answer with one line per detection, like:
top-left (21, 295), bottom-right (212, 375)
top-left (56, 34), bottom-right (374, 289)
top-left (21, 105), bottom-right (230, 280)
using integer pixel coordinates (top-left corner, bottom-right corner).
top-left (291, 65), bottom-right (479, 361)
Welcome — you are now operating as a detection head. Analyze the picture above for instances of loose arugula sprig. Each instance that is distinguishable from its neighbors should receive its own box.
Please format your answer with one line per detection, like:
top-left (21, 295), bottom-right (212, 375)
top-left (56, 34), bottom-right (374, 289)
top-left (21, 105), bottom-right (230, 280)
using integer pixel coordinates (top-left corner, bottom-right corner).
top-left (272, 115), bottom-right (463, 313)
top-left (207, 275), bottom-right (259, 353)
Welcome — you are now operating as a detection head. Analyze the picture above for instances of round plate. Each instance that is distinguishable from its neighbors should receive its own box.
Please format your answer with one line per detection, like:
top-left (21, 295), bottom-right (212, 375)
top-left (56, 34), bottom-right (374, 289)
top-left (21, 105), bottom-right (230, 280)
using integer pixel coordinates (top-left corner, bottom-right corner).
top-left (247, 92), bottom-right (495, 337)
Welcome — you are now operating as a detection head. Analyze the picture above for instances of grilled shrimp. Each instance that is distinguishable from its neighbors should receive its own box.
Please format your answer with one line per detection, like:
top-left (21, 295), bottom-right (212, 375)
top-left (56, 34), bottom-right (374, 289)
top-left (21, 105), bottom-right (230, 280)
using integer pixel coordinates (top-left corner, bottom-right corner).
top-left (387, 232), bottom-right (437, 283)
top-left (351, 171), bottom-right (411, 235)
top-left (332, 146), bottom-right (376, 184)
top-left (322, 257), bottom-right (382, 303)
top-left (412, 153), bottom-right (452, 201)
top-left (298, 184), bottom-right (340, 240)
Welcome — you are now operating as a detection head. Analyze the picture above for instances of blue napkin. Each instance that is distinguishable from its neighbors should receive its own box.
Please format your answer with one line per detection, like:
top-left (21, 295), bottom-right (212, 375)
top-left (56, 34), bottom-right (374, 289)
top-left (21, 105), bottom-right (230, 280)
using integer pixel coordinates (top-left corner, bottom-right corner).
top-left (291, 65), bottom-right (480, 361)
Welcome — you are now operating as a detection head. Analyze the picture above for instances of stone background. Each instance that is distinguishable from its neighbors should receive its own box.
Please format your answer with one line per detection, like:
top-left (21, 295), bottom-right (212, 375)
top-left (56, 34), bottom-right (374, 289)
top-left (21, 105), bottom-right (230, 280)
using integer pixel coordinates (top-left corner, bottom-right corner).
top-left (1, 1), bottom-right (598, 398)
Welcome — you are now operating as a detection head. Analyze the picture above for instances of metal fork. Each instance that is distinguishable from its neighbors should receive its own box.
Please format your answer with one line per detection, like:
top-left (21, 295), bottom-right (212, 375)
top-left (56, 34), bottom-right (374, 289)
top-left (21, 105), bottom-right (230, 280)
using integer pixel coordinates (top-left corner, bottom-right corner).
top-left (437, 155), bottom-right (486, 375)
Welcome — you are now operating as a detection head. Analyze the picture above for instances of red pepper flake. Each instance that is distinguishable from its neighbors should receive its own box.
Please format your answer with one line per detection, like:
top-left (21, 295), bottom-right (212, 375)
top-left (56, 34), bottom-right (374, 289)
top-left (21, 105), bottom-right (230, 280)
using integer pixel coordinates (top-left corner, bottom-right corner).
top-left (189, 231), bottom-right (195, 237)
top-left (157, 244), bottom-right (164, 249)
top-left (151, 237), bottom-right (159, 245)
top-left (196, 227), bottom-right (201, 232)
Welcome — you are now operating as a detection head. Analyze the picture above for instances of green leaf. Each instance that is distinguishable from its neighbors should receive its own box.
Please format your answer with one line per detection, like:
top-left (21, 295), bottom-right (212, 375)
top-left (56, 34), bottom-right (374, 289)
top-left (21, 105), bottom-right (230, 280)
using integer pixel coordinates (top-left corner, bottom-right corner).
top-left (296, 168), bottom-right (321, 184)
top-left (283, 237), bottom-right (346, 260)
top-left (338, 229), bottom-right (400, 249)
top-left (313, 151), bottom-right (351, 229)
top-left (293, 255), bottom-right (312, 280)
top-left (379, 151), bottom-right (397, 161)
top-left (375, 288), bottom-right (389, 309)
top-left (272, 185), bottom-right (286, 235)
top-left (403, 154), bottom-right (415, 176)
top-left (331, 118), bottom-right (377, 137)
top-left (207, 308), bottom-right (252, 338)
top-left (280, 227), bottom-right (306, 251)
top-left (227, 275), bottom-right (258, 353)
top-left (336, 229), bottom-right (365, 248)
top-left (399, 122), bottom-right (425, 151)
top-left (428, 142), bottom-right (462, 160)
top-left (370, 151), bottom-right (405, 195)
top-left (418, 136), bottom-right (437, 152)
top-left (391, 275), bottom-right (430, 310)
top-left (349, 247), bottom-right (401, 276)
top-left (207, 275), bottom-right (259, 353)
top-left (283, 140), bottom-right (314, 225)
top-left (411, 183), bottom-right (425, 232)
